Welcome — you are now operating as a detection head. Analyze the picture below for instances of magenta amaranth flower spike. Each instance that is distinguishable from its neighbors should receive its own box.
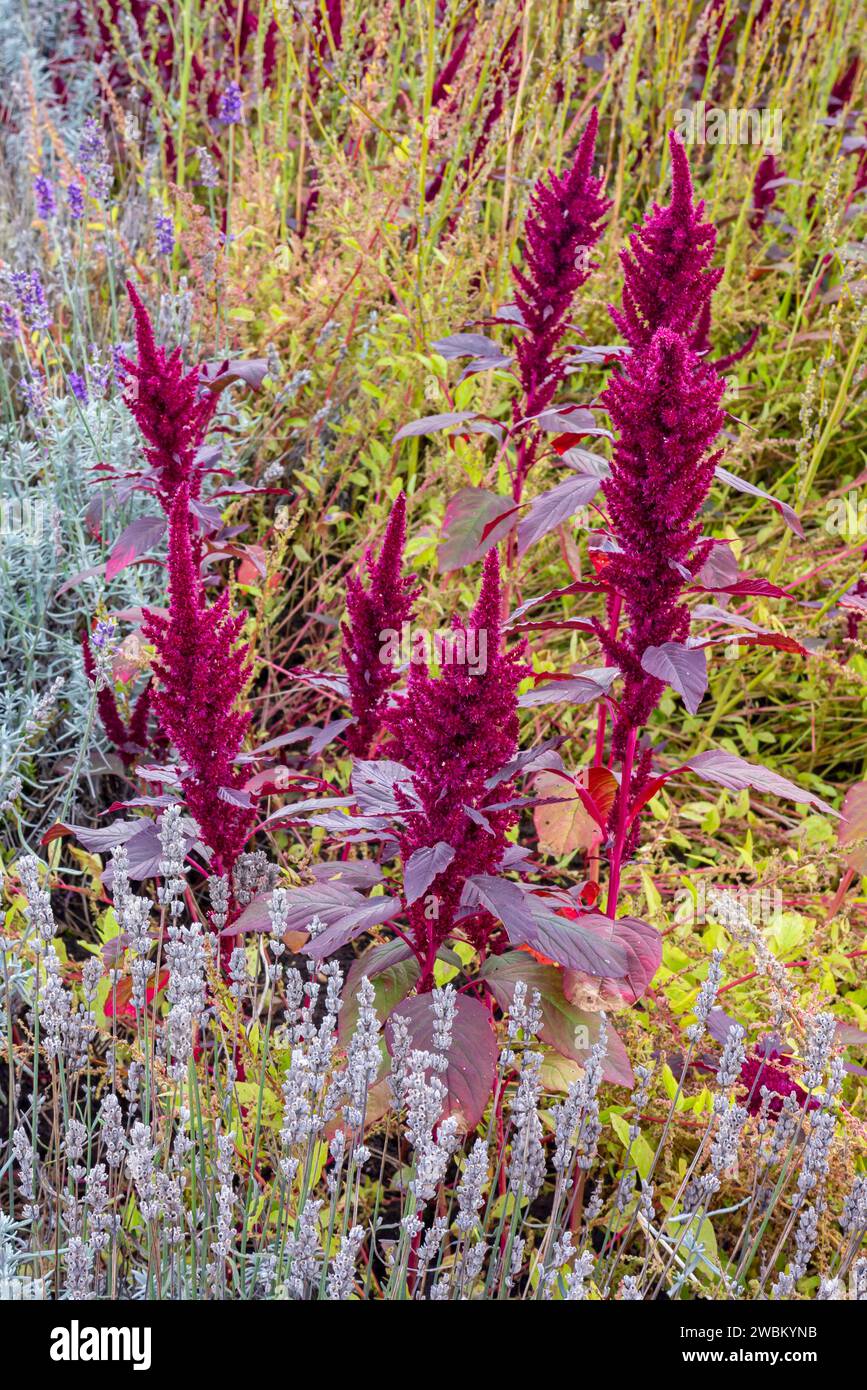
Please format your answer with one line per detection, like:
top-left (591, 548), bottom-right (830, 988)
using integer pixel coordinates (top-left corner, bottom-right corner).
top-left (341, 492), bottom-right (419, 757)
top-left (513, 107), bottom-right (610, 424)
top-left (142, 486), bottom-right (253, 874)
top-left (121, 281), bottom-right (216, 509)
top-left (387, 550), bottom-right (527, 988)
top-left (610, 132), bottom-right (723, 351)
top-left (597, 327), bottom-right (726, 746)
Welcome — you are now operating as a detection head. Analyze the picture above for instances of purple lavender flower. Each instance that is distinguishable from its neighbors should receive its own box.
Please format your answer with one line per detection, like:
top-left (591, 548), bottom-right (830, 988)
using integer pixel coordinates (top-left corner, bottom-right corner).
top-left (87, 345), bottom-right (111, 398)
top-left (33, 175), bottom-right (57, 220)
top-left (196, 146), bottom-right (219, 189)
top-left (0, 302), bottom-right (19, 337)
top-left (11, 272), bottom-right (52, 332)
top-left (66, 182), bottom-right (86, 220)
top-left (19, 371), bottom-right (46, 415)
top-left (155, 212), bottom-right (175, 257)
top-left (218, 81), bottom-right (244, 126)
top-left (68, 371), bottom-right (89, 405)
top-left (78, 118), bottom-right (112, 200)
top-left (111, 344), bottom-right (128, 390)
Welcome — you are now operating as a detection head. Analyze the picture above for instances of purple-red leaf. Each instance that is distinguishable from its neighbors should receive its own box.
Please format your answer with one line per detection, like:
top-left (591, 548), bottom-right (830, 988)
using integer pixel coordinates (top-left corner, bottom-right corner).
top-left (404, 841), bottom-right (457, 905)
top-left (518, 667), bottom-right (618, 707)
top-left (439, 487), bottom-right (517, 572)
top-left (386, 993), bottom-right (497, 1131)
top-left (715, 465), bottom-right (804, 538)
top-left (106, 515), bottom-right (167, 581)
top-left (641, 642), bottom-right (708, 715)
top-left (394, 410), bottom-right (479, 442)
top-left (516, 474), bottom-right (603, 557)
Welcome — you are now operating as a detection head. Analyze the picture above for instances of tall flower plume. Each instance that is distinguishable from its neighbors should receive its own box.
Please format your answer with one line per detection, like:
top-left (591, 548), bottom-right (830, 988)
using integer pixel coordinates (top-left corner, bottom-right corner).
top-left (387, 551), bottom-right (527, 987)
top-left (512, 107), bottom-right (610, 424)
top-left (142, 485), bottom-right (253, 874)
top-left (341, 492), bottom-right (419, 757)
top-left (121, 280), bottom-right (216, 508)
top-left (610, 132), bottom-right (723, 352)
top-left (597, 327), bottom-right (726, 745)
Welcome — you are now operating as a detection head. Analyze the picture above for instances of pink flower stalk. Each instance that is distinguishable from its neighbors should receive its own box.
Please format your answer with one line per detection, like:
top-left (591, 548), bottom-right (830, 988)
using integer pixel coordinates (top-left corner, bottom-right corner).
top-left (610, 133), bottom-right (723, 352)
top-left (142, 486), bottom-right (253, 876)
top-left (598, 327), bottom-right (726, 746)
top-left (512, 108), bottom-right (610, 426)
top-left (121, 281), bottom-right (217, 510)
top-left (751, 151), bottom-right (783, 230)
top-left (387, 551), bottom-right (527, 989)
top-left (341, 493), bottom-right (419, 757)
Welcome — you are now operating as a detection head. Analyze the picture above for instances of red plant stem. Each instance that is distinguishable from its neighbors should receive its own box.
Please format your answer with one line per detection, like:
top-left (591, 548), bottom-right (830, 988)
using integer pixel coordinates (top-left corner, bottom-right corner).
top-left (606, 725), bottom-right (637, 915)
top-left (594, 592), bottom-right (622, 768)
top-left (718, 947), bottom-right (867, 997)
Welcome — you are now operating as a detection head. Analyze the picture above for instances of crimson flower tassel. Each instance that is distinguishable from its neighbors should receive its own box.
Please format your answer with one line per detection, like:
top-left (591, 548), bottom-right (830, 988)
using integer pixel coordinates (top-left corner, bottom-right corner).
top-left (142, 486), bottom-right (253, 875)
top-left (598, 328), bottom-right (726, 747)
top-left (121, 281), bottom-right (216, 509)
top-left (513, 108), bottom-right (610, 422)
top-left (610, 132), bottom-right (722, 352)
top-left (81, 630), bottom-right (152, 767)
top-left (341, 492), bottom-right (419, 757)
top-left (387, 550), bottom-right (527, 989)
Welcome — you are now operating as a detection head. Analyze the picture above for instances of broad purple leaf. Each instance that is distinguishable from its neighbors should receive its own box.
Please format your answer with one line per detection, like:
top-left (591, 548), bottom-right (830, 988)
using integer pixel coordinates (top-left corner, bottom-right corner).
top-left (339, 945), bottom-right (419, 1043)
top-left (202, 357), bottom-right (270, 393)
top-left (404, 841), bottom-right (456, 905)
top-left (526, 406), bottom-right (612, 439)
top-left (516, 474), bottom-right (603, 557)
top-left (518, 667), bottom-right (618, 708)
top-left (351, 760), bottom-right (420, 815)
top-left (394, 410), bottom-right (478, 442)
top-left (303, 894), bottom-right (403, 960)
top-left (463, 875), bottom-right (629, 977)
top-left (430, 332), bottom-right (499, 359)
top-left (641, 642), bottom-right (708, 715)
top-left (564, 913), bottom-right (661, 1004)
top-left (386, 993), bottom-right (497, 1131)
top-left (485, 735), bottom-right (567, 790)
top-left (684, 750), bottom-right (837, 816)
top-left (480, 952), bottom-right (605, 1062)
top-left (715, 465), bottom-right (804, 538)
top-left (291, 670), bottom-right (351, 699)
top-left (697, 542), bottom-right (739, 589)
top-left (438, 487), bottom-right (517, 572)
top-left (308, 861), bottom-right (385, 889)
top-left (222, 880), bottom-right (362, 938)
top-left (106, 515), bottom-right (167, 581)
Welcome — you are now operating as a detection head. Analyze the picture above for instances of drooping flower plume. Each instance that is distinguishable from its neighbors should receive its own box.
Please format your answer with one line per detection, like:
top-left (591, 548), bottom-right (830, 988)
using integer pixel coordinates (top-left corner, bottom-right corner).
top-left (610, 132), bottom-right (723, 351)
top-left (81, 629), bottom-right (152, 768)
top-left (387, 550), bottom-right (527, 985)
top-left (142, 485), bottom-right (253, 874)
top-left (597, 327), bottom-right (726, 745)
top-left (341, 492), bottom-right (419, 757)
